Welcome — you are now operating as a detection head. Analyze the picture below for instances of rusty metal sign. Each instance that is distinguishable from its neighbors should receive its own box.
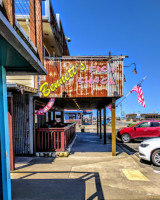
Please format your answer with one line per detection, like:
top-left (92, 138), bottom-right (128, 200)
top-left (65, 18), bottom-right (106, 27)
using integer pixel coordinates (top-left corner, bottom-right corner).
top-left (40, 57), bottom-right (124, 98)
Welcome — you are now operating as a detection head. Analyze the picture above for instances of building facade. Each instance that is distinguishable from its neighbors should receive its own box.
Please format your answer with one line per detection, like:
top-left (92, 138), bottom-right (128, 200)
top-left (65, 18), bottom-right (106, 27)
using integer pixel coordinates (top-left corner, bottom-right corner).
top-left (64, 110), bottom-right (93, 125)
top-left (6, 0), bottom-right (69, 158)
top-left (126, 113), bottom-right (160, 121)
top-left (0, 0), bottom-right (47, 199)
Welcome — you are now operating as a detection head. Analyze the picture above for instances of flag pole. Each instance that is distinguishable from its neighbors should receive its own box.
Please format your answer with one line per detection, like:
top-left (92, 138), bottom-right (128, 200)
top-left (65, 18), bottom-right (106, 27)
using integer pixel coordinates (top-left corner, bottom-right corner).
top-left (116, 76), bottom-right (147, 108)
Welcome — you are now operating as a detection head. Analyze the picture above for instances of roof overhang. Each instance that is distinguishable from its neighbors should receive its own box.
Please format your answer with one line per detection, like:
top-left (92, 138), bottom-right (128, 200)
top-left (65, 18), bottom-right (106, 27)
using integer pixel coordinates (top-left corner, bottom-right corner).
top-left (16, 15), bottom-right (62, 57)
top-left (35, 97), bottom-right (117, 110)
top-left (7, 83), bottom-right (38, 94)
top-left (43, 18), bottom-right (62, 56)
top-left (0, 12), bottom-right (47, 75)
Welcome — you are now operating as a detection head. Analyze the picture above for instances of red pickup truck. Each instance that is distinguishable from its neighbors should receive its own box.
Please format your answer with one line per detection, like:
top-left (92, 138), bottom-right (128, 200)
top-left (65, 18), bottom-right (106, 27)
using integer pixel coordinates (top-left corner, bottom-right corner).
top-left (117, 120), bottom-right (160, 143)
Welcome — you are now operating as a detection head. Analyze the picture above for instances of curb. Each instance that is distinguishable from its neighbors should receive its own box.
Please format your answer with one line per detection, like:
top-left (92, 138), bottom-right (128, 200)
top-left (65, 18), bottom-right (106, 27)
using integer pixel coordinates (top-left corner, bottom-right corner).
top-left (66, 134), bottom-right (77, 153)
top-left (117, 143), bottom-right (137, 155)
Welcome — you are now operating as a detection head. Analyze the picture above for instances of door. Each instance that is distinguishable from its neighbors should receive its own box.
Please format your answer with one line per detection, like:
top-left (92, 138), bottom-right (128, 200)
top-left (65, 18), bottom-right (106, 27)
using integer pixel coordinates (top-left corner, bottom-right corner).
top-left (134, 122), bottom-right (149, 138)
top-left (147, 122), bottom-right (160, 137)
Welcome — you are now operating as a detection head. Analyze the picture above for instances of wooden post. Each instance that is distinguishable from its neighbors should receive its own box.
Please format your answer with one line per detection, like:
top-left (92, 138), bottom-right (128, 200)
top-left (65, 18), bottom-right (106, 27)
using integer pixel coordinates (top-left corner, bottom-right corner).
top-left (48, 112), bottom-right (51, 122)
top-left (91, 113), bottom-right (93, 125)
top-left (8, 95), bottom-right (15, 171)
top-left (80, 112), bottom-right (82, 125)
top-left (103, 107), bottom-right (106, 144)
top-left (53, 109), bottom-right (55, 121)
top-left (112, 98), bottom-right (116, 156)
top-left (100, 109), bottom-right (102, 139)
top-left (61, 111), bottom-right (64, 123)
top-left (97, 110), bottom-right (99, 135)
top-left (33, 99), bottom-right (36, 155)
top-left (61, 132), bottom-right (65, 151)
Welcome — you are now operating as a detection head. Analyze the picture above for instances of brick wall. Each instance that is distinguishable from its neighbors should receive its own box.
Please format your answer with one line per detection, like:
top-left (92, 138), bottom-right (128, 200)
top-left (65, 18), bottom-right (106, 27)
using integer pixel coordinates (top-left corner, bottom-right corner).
top-left (2, 0), bottom-right (15, 26)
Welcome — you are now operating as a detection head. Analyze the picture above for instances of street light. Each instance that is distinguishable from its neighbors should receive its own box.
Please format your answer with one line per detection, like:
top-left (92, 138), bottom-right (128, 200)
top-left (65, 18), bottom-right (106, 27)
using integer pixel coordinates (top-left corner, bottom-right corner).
top-left (124, 62), bottom-right (137, 74)
top-left (123, 63), bottom-right (137, 82)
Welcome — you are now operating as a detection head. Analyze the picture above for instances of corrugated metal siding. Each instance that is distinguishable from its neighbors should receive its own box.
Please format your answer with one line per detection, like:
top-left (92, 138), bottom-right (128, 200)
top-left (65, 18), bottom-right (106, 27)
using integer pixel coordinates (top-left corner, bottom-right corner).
top-left (40, 58), bottom-right (123, 98)
top-left (13, 94), bottom-right (30, 155)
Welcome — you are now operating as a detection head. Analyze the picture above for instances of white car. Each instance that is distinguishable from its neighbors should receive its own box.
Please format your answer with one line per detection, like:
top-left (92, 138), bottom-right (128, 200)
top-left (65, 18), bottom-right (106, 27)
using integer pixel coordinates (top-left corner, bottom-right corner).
top-left (139, 138), bottom-right (160, 166)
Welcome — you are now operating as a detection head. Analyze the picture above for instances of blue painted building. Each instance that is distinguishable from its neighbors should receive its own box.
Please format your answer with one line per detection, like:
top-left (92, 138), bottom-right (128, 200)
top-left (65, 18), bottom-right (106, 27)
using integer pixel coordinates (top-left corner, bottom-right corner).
top-left (0, 1), bottom-right (46, 199)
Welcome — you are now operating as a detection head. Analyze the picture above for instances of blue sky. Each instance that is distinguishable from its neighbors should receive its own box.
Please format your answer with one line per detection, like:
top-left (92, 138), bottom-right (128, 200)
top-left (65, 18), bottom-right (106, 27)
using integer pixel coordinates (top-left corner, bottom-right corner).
top-left (52, 0), bottom-right (160, 117)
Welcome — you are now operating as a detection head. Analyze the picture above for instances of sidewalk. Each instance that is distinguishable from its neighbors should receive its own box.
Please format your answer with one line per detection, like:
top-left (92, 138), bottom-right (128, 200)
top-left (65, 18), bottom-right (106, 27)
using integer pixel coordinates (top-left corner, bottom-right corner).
top-left (11, 132), bottom-right (160, 200)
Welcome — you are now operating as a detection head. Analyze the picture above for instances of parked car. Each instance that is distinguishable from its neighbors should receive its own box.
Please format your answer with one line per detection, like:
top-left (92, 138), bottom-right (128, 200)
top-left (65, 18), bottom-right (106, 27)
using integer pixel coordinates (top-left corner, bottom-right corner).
top-left (117, 120), bottom-right (160, 143)
top-left (139, 138), bottom-right (160, 166)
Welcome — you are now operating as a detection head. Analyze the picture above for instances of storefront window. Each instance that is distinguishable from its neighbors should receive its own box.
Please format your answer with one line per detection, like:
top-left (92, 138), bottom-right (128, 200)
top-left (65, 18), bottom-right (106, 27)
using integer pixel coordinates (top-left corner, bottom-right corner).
top-left (69, 114), bottom-right (76, 120)
top-left (77, 113), bottom-right (81, 119)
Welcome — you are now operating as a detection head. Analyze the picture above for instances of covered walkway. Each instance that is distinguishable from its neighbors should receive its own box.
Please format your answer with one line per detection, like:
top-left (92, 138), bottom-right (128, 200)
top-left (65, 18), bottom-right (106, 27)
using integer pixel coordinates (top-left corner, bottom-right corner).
top-left (11, 132), bottom-right (126, 200)
top-left (71, 132), bottom-right (122, 154)
top-left (11, 132), bottom-right (160, 199)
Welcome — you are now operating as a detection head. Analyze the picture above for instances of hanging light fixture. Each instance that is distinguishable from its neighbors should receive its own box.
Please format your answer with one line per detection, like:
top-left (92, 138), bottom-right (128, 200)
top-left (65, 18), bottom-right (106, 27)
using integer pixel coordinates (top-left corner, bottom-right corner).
top-left (123, 75), bottom-right (126, 82)
top-left (124, 63), bottom-right (137, 74)
top-left (132, 66), bottom-right (137, 74)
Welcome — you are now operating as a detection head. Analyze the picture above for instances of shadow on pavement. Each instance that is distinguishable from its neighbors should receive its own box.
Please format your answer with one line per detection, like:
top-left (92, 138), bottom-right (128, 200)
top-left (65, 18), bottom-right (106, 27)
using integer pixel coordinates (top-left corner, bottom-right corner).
top-left (15, 157), bottom-right (56, 170)
top-left (12, 171), bottom-right (104, 200)
top-left (71, 132), bottom-right (124, 154)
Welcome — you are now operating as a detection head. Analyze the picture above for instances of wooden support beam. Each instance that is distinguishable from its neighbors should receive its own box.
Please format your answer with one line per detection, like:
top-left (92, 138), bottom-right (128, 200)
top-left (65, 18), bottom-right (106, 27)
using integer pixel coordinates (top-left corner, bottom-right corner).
top-left (33, 99), bottom-right (36, 155)
top-left (53, 110), bottom-right (55, 121)
top-left (100, 109), bottom-right (102, 139)
top-left (48, 112), bottom-right (51, 122)
top-left (61, 111), bottom-right (64, 123)
top-left (112, 98), bottom-right (116, 156)
top-left (97, 110), bottom-right (99, 135)
top-left (8, 96), bottom-right (15, 171)
top-left (80, 112), bottom-right (82, 125)
top-left (29, 95), bottom-right (34, 154)
top-left (91, 112), bottom-right (93, 125)
top-left (103, 107), bottom-right (106, 144)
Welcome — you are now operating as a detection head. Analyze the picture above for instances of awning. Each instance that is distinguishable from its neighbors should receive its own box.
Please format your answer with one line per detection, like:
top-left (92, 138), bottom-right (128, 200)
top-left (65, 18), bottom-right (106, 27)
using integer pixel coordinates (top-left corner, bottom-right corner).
top-left (0, 11), bottom-right (47, 75)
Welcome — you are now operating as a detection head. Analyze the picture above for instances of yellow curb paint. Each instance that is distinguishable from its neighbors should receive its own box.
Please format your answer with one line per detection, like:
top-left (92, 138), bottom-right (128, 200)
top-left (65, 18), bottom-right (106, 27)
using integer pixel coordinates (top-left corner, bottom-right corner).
top-left (116, 137), bottom-right (121, 141)
top-left (122, 169), bottom-right (149, 181)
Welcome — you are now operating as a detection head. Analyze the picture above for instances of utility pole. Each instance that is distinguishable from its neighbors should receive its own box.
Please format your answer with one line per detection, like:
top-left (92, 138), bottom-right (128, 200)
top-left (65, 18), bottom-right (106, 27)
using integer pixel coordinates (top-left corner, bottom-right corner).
top-left (120, 103), bottom-right (122, 119)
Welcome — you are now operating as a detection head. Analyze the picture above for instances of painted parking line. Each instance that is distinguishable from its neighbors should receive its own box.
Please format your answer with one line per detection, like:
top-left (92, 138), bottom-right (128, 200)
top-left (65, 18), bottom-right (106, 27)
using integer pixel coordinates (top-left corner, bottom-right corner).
top-left (122, 169), bottom-right (149, 181)
top-left (153, 170), bottom-right (160, 174)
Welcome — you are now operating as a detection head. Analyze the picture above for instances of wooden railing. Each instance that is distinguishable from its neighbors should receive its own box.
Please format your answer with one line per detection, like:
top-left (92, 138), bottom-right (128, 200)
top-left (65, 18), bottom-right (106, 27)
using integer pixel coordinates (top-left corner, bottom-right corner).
top-left (36, 123), bottom-right (76, 152)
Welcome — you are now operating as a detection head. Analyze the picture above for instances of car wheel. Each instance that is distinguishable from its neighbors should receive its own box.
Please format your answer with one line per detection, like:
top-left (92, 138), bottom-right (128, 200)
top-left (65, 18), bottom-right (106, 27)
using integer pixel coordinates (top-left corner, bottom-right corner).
top-left (151, 149), bottom-right (160, 166)
top-left (121, 133), bottom-right (131, 143)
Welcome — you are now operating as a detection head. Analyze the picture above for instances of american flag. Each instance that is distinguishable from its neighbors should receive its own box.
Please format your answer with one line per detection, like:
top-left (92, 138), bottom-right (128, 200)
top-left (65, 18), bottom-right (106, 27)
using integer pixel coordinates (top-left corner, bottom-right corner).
top-left (131, 83), bottom-right (145, 107)
top-left (107, 104), bottom-right (112, 111)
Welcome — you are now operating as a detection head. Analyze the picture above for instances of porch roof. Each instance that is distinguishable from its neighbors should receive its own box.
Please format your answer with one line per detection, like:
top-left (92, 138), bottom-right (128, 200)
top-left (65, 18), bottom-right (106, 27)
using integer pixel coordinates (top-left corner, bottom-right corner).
top-left (35, 96), bottom-right (114, 110)
top-left (0, 12), bottom-right (47, 75)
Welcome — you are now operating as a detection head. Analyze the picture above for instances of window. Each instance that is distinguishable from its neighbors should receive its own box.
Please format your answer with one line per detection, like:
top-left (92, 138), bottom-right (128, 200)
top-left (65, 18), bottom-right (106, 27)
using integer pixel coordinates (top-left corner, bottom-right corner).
top-left (69, 114), bottom-right (76, 120)
top-left (136, 122), bottom-right (149, 128)
top-left (77, 113), bottom-right (81, 119)
top-left (150, 122), bottom-right (160, 127)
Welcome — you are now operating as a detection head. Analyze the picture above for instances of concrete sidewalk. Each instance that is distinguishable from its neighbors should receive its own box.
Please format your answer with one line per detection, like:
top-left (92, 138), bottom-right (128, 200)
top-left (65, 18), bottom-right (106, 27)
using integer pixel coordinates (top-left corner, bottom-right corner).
top-left (11, 132), bottom-right (160, 200)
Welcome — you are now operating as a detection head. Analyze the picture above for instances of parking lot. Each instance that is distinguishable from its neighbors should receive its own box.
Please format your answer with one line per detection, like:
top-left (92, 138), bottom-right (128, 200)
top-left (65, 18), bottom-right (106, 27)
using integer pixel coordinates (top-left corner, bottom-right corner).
top-left (117, 138), bottom-right (160, 171)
